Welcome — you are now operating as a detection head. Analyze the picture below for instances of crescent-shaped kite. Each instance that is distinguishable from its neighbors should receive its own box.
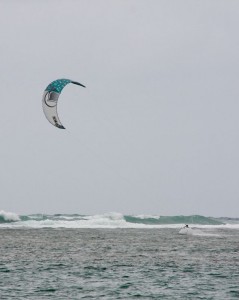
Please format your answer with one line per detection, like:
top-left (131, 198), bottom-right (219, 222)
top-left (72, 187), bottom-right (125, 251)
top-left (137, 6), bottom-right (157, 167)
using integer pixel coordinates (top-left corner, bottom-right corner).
top-left (42, 79), bottom-right (85, 129)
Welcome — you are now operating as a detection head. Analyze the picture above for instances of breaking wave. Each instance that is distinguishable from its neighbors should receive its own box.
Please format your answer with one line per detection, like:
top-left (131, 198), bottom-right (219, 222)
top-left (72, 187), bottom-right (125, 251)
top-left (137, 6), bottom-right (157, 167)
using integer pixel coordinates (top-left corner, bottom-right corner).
top-left (1, 210), bottom-right (239, 229)
top-left (0, 210), bottom-right (20, 223)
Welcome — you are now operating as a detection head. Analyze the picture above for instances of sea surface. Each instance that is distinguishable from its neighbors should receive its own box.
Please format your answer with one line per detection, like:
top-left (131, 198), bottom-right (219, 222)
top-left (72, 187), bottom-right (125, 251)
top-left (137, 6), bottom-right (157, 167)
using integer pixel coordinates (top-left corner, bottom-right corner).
top-left (0, 211), bottom-right (239, 299)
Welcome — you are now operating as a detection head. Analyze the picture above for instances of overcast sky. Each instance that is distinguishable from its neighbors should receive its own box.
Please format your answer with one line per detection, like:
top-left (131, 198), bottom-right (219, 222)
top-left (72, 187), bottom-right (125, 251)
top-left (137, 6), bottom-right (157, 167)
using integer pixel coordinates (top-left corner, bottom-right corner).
top-left (1, 0), bottom-right (239, 217)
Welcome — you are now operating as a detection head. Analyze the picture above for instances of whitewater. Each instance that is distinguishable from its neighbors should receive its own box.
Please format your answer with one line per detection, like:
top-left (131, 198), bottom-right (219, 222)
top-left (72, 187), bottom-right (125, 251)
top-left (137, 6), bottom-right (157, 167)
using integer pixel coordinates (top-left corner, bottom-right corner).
top-left (1, 210), bottom-right (239, 230)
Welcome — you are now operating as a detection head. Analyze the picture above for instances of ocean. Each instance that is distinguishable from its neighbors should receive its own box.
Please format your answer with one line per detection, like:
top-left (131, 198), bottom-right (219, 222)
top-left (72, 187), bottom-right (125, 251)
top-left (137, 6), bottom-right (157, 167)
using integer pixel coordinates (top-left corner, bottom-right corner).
top-left (0, 211), bottom-right (239, 299)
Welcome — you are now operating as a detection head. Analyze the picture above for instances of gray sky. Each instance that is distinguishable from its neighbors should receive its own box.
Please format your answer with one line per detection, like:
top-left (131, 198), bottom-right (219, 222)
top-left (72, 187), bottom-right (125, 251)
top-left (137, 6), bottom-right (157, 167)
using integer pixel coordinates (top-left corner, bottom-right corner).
top-left (1, 0), bottom-right (239, 217)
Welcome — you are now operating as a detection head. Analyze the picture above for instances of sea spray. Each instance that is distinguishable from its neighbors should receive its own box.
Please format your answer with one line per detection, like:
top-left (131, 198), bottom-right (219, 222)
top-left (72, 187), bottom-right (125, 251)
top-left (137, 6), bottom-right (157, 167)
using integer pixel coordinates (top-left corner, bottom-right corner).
top-left (0, 210), bottom-right (20, 223)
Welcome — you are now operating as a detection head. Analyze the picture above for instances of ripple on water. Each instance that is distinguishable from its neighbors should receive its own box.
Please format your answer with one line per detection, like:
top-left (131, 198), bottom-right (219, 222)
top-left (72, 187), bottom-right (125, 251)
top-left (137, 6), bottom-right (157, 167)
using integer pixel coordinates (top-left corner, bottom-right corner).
top-left (0, 228), bottom-right (238, 299)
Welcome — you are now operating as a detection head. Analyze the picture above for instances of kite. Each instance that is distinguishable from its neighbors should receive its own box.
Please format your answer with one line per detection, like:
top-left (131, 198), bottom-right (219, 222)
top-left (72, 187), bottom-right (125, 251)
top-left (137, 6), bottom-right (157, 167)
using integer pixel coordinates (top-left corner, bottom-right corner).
top-left (42, 79), bottom-right (85, 129)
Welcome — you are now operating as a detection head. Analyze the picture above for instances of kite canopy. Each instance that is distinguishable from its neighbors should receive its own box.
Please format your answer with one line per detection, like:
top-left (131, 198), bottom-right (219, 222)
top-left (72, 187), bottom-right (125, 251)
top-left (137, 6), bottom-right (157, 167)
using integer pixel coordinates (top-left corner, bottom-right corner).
top-left (42, 79), bottom-right (85, 129)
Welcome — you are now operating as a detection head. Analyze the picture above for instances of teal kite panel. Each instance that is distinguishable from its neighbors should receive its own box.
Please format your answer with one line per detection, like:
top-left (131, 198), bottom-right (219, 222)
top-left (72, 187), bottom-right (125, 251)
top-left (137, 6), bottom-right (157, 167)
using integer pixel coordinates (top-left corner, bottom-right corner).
top-left (45, 79), bottom-right (72, 94)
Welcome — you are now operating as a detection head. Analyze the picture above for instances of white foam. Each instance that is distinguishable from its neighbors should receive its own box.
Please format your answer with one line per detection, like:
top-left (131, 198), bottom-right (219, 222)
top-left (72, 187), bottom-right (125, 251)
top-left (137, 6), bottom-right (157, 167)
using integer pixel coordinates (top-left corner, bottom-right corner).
top-left (1, 211), bottom-right (239, 229)
top-left (0, 210), bottom-right (20, 222)
top-left (179, 227), bottom-right (222, 237)
top-left (179, 227), bottom-right (194, 235)
top-left (135, 214), bottom-right (160, 219)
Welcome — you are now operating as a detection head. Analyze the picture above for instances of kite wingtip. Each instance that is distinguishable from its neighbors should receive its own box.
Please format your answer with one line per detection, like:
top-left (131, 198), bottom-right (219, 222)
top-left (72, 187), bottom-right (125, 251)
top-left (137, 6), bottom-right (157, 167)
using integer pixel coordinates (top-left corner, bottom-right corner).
top-left (72, 81), bottom-right (86, 88)
top-left (57, 125), bottom-right (65, 129)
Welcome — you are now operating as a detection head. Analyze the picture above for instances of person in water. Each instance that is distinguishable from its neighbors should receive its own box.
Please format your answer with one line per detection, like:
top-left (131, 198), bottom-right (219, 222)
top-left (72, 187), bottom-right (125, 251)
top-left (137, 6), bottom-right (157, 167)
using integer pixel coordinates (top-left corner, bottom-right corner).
top-left (184, 224), bottom-right (189, 228)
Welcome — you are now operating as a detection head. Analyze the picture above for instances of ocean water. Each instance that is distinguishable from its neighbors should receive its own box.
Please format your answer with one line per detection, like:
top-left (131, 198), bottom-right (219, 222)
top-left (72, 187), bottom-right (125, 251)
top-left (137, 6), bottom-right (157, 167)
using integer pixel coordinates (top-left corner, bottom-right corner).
top-left (0, 211), bottom-right (239, 299)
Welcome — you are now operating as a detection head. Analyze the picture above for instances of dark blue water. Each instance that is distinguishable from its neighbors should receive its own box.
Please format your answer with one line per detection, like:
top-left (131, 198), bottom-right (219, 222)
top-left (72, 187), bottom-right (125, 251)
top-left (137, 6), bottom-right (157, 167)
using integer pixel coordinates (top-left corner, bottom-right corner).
top-left (0, 228), bottom-right (239, 299)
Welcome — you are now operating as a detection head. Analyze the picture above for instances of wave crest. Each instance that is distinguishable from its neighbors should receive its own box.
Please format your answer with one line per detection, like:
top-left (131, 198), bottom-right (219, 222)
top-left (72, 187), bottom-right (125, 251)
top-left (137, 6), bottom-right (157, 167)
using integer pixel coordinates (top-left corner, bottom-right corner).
top-left (125, 215), bottom-right (222, 225)
top-left (0, 210), bottom-right (20, 223)
top-left (0, 212), bottom-right (233, 228)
